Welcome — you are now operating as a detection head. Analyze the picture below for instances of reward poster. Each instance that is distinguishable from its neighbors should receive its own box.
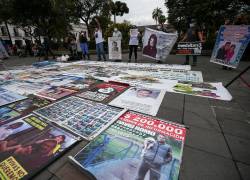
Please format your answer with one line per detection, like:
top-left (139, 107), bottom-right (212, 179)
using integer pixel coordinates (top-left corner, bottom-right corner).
top-left (143, 28), bottom-right (177, 61)
top-left (70, 111), bottom-right (186, 180)
top-left (210, 25), bottom-right (250, 68)
top-left (108, 37), bottom-right (122, 60)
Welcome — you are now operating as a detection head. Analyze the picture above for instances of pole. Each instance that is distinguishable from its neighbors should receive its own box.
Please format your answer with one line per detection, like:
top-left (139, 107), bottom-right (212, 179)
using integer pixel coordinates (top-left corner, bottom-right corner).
top-left (4, 21), bottom-right (13, 46)
top-left (225, 65), bottom-right (250, 88)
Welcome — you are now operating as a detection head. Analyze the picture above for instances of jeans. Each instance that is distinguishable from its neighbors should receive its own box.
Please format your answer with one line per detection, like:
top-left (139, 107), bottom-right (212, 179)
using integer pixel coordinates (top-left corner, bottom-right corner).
top-left (129, 45), bottom-right (138, 61)
top-left (80, 43), bottom-right (89, 55)
top-left (185, 55), bottom-right (197, 65)
top-left (136, 160), bottom-right (161, 180)
top-left (96, 42), bottom-right (106, 61)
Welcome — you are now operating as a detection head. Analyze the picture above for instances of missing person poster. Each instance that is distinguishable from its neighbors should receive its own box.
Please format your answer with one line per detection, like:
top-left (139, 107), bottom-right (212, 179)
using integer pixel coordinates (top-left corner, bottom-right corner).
top-left (35, 96), bottom-right (126, 140)
top-left (176, 42), bottom-right (202, 55)
top-left (210, 25), bottom-right (250, 68)
top-left (109, 87), bottom-right (166, 116)
top-left (108, 37), bottom-right (122, 60)
top-left (0, 114), bottom-right (78, 179)
top-left (143, 28), bottom-right (177, 61)
top-left (70, 111), bottom-right (186, 180)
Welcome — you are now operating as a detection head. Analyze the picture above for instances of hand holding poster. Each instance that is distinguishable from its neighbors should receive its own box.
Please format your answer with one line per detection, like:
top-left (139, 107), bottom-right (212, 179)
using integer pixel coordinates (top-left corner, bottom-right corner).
top-left (109, 87), bottom-right (166, 116)
top-left (108, 37), bottom-right (122, 60)
top-left (176, 42), bottom-right (202, 55)
top-left (210, 25), bottom-right (250, 68)
top-left (143, 28), bottom-right (178, 61)
top-left (70, 111), bottom-right (186, 180)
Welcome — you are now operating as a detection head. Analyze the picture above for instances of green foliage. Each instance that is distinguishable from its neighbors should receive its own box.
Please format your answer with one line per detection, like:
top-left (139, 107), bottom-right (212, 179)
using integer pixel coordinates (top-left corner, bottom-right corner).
top-left (109, 1), bottom-right (129, 23)
top-left (152, 7), bottom-right (163, 25)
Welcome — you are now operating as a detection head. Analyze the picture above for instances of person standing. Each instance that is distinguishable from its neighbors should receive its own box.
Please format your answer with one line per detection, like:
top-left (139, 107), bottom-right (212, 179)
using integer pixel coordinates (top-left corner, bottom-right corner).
top-left (94, 18), bottom-right (106, 61)
top-left (24, 38), bottom-right (33, 56)
top-left (181, 21), bottom-right (203, 66)
top-left (112, 28), bottom-right (122, 40)
top-left (129, 26), bottom-right (140, 63)
top-left (79, 31), bottom-right (90, 60)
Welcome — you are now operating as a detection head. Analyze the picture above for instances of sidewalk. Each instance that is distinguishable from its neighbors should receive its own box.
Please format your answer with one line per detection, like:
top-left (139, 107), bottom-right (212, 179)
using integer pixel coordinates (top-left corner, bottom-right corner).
top-left (2, 53), bottom-right (250, 180)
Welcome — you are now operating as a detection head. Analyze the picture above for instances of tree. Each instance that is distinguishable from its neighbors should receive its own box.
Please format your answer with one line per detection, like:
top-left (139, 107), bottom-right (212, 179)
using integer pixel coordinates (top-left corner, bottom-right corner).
top-left (0, 0), bottom-right (77, 41)
top-left (152, 7), bottom-right (163, 25)
top-left (110, 1), bottom-right (129, 24)
top-left (158, 15), bottom-right (167, 26)
top-left (75, 0), bottom-right (108, 35)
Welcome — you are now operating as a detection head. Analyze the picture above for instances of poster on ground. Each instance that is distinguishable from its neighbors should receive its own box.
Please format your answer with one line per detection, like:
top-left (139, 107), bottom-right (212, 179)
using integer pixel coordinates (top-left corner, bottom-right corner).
top-left (0, 88), bottom-right (27, 107)
top-left (0, 107), bottom-right (20, 124)
top-left (176, 42), bottom-right (202, 55)
top-left (76, 82), bottom-right (129, 103)
top-left (108, 37), bottom-right (122, 60)
top-left (210, 25), bottom-right (250, 68)
top-left (70, 111), bottom-right (186, 180)
top-left (8, 95), bottom-right (51, 115)
top-left (0, 114), bottom-right (78, 180)
top-left (143, 28), bottom-right (177, 61)
top-left (109, 87), bottom-right (166, 116)
top-left (167, 81), bottom-right (232, 101)
top-left (62, 77), bottom-right (102, 91)
top-left (35, 87), bottom-right (76, 101)
top-left (35, 96), bottom-right (126, 140)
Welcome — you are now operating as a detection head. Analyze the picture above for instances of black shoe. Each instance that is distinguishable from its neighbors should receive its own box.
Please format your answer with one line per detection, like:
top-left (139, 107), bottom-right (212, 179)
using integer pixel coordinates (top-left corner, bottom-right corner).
top-left (128, 60), bottom-right (131, 63)
top-left (182, 62), bottom-right (189, 65)
top-left (98, 59), bottom-right (101, 61)
top-left (191, 63), bottom-right (197, 66)
top-left (157, 60), bottom-right (162, 64)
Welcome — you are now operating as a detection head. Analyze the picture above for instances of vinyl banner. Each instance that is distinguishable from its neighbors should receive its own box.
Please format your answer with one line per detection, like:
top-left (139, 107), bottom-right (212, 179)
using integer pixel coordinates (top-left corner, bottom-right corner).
top-left (70, 111), bottom-right (186, 180)
top-left (176, 42), bottom-right (202, 55)
top-left (143, 28), bottom-right (177, 60)
top-left (210, 25), bottom-right (250, 68)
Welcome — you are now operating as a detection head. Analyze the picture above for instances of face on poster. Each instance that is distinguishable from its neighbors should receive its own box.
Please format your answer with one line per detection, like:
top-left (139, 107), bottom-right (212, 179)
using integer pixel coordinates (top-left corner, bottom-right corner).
top-left (108, 37), bottom-right (122, 60)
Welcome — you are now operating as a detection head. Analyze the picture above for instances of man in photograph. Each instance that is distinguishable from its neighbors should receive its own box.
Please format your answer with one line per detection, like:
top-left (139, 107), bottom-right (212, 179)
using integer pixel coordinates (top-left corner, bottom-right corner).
top-left (136, 134), bottom-right (172, 180)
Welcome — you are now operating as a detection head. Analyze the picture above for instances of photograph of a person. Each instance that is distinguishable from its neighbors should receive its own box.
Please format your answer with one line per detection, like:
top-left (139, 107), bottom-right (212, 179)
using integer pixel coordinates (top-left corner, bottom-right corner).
top-left (112, 41), bottom-right (119, 52)
top-left (143, 34), bottom-right (158, 58)
top-left (130, 87), bottom-right (160, 99)
top-left (215, 41), bottom-right (237, 63)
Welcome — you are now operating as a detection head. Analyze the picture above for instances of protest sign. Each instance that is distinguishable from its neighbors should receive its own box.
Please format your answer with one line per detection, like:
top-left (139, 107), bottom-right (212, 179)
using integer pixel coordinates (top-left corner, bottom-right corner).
top-left (70, 111), bottom-right (186, 180)
top-left (35, 96), bottom-right (126, 140)
top-left (143, 28), bottom-right (177, 61)
top-left (108, 37), bottom-right (122, 60)
top-left (210, 25), bottom-right (250, 68)
top-left (109, 87), bottom-right (166, 116)
top-left (176, 42), bottom-right (202, 55)
top-left (0, 114), bottom-right (78, 179)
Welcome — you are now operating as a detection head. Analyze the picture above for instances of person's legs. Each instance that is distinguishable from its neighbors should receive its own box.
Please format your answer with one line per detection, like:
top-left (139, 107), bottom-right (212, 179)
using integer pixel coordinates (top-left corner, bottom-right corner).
top-left (134, 45), bottom-right (138, 62)
top-left (149, 165), bottom-right (161, 180)
top-left (135, 160), bottom-right (150, 180)
top-left (129, 45), bottom-right (133, 62)
top-left (80, 43), bottom-right (85, 59)
top-left (99, 42), bottom-right (106, 61)
top-left (192, 55), bottom-right (197, 66)
top-left (185, 55), bottom-right (190, 65)
top-left (96, 43), bottom-right (101, 61)
top-left (83, 43), bottom-right (90, 60)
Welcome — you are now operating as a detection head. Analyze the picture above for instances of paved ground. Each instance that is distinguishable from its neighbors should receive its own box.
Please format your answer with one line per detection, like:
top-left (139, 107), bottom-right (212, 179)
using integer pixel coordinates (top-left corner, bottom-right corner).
top-left (1, 52), bottom-right (250, 180)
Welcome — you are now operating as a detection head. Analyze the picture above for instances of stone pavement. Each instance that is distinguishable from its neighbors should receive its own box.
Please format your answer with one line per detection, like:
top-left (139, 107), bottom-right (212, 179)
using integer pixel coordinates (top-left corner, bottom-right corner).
top-left (1, 53), bottom-right (250, 180)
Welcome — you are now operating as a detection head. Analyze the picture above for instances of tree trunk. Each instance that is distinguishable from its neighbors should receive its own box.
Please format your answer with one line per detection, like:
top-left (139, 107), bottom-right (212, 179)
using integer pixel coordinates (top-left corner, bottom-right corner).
top-left (4, 22), bottom-right (13, 46)
top-left (114, 14), bottom-right (116, 24)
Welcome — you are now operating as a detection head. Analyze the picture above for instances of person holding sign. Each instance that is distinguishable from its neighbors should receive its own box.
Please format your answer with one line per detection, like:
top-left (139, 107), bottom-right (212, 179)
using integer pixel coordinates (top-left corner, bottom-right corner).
top-left (94, 18), bottom-right (106, 61)
top-left (129, 26), bottom-right (140, 63)
top-left (181, 21), bottom-right (203, 66)
top-left (112, 28), bottom-right (122, 40)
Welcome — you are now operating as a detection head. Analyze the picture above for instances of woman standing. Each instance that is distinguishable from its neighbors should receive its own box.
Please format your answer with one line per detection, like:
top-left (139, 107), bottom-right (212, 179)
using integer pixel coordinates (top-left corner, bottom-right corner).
top-left (79, 31), bottom-right (90, 60)
top-left (129, 26), bottom-right (140, 63)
